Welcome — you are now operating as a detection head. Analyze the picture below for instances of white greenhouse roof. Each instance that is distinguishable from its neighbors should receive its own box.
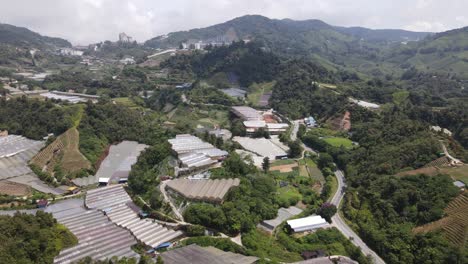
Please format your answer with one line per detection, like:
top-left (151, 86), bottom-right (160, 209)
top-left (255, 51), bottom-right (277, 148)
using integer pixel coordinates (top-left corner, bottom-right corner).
top-left (287, 215), bottom-right (327, 229)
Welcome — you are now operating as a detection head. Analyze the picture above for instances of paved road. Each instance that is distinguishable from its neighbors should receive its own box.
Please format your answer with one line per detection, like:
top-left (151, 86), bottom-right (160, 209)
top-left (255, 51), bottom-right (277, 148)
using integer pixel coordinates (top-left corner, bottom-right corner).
top-left (440, 141), bottom-right (463, 164)
top-left (289, 123), bottom-right (385, 264)
top-left (290, 120), bottom-right (317, 156)
top-left (331, 170), bottom-right (386, 264)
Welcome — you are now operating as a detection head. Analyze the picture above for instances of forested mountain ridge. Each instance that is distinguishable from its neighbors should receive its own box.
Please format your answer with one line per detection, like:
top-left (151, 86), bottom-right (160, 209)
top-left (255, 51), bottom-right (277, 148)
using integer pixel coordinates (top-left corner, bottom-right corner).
top-left (145, 15), bottom-right (429, 76)
top-left (386, 26), bottom-right (468, 79)
top-left (0, 23), bottom-right (71, 48)
top-left (146, 15), bottom-right (468, 78)
top-left (145, 15), bottom-right (429, 49)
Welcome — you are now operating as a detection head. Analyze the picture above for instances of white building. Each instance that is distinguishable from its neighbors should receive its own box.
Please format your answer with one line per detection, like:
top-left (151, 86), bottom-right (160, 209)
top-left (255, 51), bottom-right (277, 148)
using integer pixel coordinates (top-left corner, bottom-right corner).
top-left (243, 121), bottom-right (289, 135)
top-left (349, 98), bottom-right (380, 109)
top-left (430, 126), bottom-right (453, 136)
top-left (287, 215), bottom-right (329, 233)
top-left (120, 57), bottom-right (136, 65)
top-left (60, 48), bottom-right (84, 56)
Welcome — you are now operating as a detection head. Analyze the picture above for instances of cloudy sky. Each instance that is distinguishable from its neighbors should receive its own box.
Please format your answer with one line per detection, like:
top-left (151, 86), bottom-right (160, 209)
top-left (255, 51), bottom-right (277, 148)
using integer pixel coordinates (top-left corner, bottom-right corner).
top-left (0, 0), bottom-right (467, 45)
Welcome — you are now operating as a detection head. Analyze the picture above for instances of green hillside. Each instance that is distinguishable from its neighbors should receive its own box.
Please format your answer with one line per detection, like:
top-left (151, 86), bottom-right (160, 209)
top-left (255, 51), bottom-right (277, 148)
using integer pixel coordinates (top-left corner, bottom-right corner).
top-left (0, 23), bottom-right (71, 48)
top-left (387, 27), bottom-right (468, 78)
top-left (145, 15), bottom-right (433, 78)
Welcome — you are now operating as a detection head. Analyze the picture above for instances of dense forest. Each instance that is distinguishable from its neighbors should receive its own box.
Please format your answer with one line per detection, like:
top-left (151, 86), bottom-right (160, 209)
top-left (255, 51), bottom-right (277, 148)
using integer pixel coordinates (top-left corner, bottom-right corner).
top-left (161, 41), bottom-right (281, 87)
top-left (0, 212), bottom-right (77, 264)
top-left (0, 97), bottom-right (77, 139)
top-left (78, 101), bottom-right (171, 164)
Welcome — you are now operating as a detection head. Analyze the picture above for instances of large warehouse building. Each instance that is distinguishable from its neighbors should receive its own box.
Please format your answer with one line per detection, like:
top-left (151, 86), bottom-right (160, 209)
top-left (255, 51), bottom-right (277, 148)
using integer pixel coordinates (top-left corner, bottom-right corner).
top-left (96, 141), bottom-right (148, 185)
top-left (233, 136), bottom-right (289, 160)
top-left (231, 106), bottom-right (263, 121)
top-left (231, 106), bottom-right (289, 135)
top-left (169, 135), bottom-right (228, 175)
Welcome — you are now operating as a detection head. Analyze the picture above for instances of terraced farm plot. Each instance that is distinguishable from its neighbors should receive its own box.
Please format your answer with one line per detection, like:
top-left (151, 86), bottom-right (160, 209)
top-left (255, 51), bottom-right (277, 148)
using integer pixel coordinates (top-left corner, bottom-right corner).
top-left (0, 181), bottom-right (31, 196)
top-left (270, 163), bottom-right (298, 173)
top-left (413, 192), bottom-right (468, 248)
top-left (31, 128), bottom-right (91, 175)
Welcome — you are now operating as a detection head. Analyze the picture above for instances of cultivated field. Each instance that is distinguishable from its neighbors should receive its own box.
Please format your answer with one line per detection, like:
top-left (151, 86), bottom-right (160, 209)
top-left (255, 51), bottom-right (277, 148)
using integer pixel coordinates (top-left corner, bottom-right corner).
top-left (0, 181), bottom-right (31, 196)
top-left (31, 128), bottom-right (91, 175)
top-left (270, 163), bottom-right (298, 173)
top-left (413, 191), bottom-right (468, 247)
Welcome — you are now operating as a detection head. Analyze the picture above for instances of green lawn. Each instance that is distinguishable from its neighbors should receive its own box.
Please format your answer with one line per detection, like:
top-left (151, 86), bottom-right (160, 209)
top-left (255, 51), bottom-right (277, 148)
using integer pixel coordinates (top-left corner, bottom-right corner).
top-left (324, 137), bottom-right (353, 149)
top-left (440, 165), bottom-right (468, 184)
top-left (277, 186), bottom-right (302, 204)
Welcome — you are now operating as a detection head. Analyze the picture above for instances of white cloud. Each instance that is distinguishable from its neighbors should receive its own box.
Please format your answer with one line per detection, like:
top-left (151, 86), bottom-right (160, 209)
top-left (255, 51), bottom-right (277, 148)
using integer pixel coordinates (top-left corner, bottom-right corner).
top-left (404, 21), bottom-right (447, 32)
top-left (0, 0), bottom-right (467, 44)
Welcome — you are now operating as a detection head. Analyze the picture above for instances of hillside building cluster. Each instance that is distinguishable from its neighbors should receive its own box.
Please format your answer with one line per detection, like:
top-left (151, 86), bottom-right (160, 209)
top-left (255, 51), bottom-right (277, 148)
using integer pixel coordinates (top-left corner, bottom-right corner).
top-left (231, 106), bottom-right (289, 135)
top-left (169, 135), bottom-right (228, 176)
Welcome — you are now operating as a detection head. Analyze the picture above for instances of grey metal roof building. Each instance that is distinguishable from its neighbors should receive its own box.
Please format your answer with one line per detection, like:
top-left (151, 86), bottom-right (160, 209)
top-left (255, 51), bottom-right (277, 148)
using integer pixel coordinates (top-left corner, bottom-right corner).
top-left (162, 244), bottom-right (258, 264)
top-left (52, 199), bottom-right (139, 264)
top-left (178, 153), bottom-right (217, 169)
top-left (166, 178), bottom-right (240, 203)
top-left (259, 206), bottom-right (303, 232)
top-left (85, 185), bottom-right (183, 248)
top-left (168, 135), bottom-right (226, 156)
top-left (95, 141), bottom-right (148, 184)
top-left (233, 136), bottom-right (288, 160)
top-left (231, 106), bottom-right (263, 121)
top-left (169, 135), bottom-right (228, 175)
top-left (0, 135), bottom-right (65, 194)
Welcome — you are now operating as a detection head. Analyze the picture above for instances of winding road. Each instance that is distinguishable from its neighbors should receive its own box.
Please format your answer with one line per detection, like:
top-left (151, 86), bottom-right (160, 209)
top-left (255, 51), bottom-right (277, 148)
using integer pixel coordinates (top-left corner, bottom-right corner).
top-left (290, 121), bottom-right (386, 264)
top-left (440, 141), bottom-right (463, 165)
top-left (330, 170), bottom-right (386, 264)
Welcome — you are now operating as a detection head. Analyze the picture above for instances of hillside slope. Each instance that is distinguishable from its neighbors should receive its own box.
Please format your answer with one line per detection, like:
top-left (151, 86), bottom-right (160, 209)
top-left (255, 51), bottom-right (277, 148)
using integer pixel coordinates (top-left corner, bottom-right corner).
top-left (31, 127), bottom-right (91, 177)
top-left (386, 26), bottom-right (468, 78)
top-left (145, 15), bottom-right (432, 77)
top-left (145, 15), bottom-right (428, 49)
top-left (0, 23), bottom-right (71, 48)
